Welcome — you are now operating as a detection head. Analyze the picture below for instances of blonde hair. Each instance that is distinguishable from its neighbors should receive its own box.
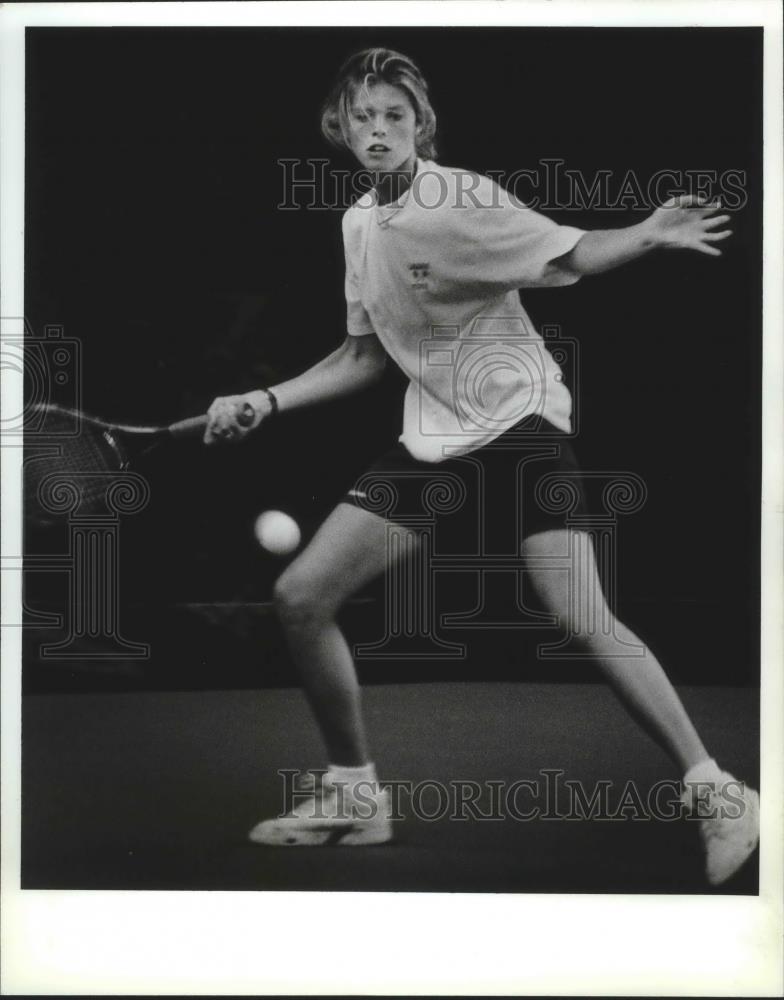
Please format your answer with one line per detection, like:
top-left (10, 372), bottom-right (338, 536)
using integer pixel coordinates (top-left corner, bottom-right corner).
top-left (321, 48), bottom-right (437, 160)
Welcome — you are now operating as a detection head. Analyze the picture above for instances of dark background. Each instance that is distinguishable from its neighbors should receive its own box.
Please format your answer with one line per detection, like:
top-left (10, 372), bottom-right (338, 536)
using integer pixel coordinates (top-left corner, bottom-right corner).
top-left (23, 27), bottom-right (762, 689)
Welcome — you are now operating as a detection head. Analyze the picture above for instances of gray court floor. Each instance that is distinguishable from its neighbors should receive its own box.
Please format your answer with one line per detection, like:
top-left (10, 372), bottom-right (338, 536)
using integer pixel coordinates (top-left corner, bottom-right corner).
top-left (22, 682), bottom-right (759, 893)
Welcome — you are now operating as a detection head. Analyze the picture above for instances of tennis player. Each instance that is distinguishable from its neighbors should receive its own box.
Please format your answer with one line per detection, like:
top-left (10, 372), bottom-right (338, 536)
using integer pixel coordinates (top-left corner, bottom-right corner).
top-left (206, 48), bottom-right (759, 884)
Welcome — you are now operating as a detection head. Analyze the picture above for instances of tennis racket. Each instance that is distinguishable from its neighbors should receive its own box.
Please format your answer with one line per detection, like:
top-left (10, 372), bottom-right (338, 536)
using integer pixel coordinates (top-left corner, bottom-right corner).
top-left (24, 401), bottom-right (255, 524)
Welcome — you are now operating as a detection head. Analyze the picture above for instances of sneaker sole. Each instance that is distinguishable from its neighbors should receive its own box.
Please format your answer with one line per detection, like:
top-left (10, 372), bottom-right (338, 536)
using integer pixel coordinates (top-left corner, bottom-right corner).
top-left (248, 820), bottom-right (393, 847)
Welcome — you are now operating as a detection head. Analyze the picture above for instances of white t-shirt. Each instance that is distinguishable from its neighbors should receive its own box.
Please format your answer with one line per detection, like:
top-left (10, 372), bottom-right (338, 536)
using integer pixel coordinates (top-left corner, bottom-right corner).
top-left (342, 159), bottom-right (586, 462)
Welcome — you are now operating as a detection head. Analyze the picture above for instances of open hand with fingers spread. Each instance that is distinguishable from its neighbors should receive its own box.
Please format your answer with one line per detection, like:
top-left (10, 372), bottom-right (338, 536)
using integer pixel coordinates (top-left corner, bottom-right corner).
top-left (645, 195), bottom-right (733, 256)
top-left (204, 390), bottom-right (274, 445)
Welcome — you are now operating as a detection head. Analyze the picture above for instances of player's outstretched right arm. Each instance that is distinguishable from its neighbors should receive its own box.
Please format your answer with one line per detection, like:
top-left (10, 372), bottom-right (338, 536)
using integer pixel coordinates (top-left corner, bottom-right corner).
top-left (204, 333), bottom-right (387, 444)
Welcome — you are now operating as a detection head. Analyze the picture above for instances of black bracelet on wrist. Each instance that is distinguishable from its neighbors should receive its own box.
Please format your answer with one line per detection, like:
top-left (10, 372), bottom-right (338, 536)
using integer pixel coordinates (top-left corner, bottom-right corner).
top-left (261, 387), bottom-right (279, 417)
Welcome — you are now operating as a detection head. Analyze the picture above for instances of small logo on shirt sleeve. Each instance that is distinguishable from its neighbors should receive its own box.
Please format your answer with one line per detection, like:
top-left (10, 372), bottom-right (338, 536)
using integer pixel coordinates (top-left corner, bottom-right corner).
top-left (408, 262), bottom-right (431, 290)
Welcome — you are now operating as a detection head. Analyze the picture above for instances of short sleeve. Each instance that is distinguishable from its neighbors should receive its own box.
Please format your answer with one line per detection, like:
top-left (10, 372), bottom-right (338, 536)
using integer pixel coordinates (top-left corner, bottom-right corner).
top-left (445, 178), bottom-right (586, 291)
top-left (343, 223), bottom-right (376, 338)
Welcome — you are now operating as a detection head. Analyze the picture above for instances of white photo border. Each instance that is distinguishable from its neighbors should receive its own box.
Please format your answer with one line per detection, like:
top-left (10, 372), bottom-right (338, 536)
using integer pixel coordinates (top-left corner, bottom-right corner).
top-left (1, 1), bottom-right (782, 995)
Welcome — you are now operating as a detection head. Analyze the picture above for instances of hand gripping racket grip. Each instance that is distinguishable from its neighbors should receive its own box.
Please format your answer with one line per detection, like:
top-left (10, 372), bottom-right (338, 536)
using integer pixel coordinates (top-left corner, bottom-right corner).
top-left (167, 401), bottom-right (256, 439)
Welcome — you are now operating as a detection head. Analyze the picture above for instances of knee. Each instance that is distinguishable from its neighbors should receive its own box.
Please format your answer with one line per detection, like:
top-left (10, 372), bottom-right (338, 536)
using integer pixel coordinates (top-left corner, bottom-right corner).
top-left (273, 570), bottom-right (337, 630)
top-left (534, 584), bottom-right (617, 647)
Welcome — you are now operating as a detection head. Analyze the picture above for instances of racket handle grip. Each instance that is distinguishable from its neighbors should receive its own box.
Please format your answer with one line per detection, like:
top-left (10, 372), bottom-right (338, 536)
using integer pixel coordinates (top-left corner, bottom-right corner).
top-left (168, 402), bottom-right (256, 439)
top-left (168, 415), bottom-right (208, 438)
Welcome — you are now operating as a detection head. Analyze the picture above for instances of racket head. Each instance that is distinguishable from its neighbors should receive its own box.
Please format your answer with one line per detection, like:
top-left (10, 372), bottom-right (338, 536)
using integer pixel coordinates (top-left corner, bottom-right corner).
top-left (24, 404), bottom-right (158, 524)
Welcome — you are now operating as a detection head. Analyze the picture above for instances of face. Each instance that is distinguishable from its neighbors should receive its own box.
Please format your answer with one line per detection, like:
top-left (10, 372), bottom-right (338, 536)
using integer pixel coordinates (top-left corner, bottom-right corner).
top-left (346, 81), bottom-right (418, 173)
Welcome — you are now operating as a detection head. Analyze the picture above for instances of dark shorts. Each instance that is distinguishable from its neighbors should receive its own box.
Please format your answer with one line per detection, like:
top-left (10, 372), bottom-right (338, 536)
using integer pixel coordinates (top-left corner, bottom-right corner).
top-left (342, 414), bottom-right (588, 545)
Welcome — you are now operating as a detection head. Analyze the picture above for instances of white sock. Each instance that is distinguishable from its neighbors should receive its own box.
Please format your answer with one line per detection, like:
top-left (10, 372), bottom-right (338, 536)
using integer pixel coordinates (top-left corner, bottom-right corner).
top-left (327, 761), bottom-right (378, 787)
top-left (683, 757), bottom-right (722, 784)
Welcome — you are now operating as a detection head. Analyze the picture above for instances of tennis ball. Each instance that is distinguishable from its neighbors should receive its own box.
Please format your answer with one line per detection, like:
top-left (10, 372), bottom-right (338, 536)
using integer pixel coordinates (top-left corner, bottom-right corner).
top-left (254, 510), bottom-right (301, 556)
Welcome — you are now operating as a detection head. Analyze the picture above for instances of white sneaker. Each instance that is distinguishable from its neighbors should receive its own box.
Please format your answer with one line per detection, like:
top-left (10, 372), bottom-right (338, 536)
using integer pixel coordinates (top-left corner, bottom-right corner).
top-left (248, 770), bottom-right (394, 847)
top-left (681, 771), bottom-right (760, 886)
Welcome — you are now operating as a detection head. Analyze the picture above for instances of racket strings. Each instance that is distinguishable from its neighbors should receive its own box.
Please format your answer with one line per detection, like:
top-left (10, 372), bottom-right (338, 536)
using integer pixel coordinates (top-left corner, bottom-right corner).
top-left (26, 409), bottom-right (128, 518)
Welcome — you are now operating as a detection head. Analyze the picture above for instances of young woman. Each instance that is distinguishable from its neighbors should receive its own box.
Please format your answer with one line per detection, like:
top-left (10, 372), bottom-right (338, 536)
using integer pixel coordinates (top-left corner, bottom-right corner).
top-left (205, 48), bottom-right (759, 884)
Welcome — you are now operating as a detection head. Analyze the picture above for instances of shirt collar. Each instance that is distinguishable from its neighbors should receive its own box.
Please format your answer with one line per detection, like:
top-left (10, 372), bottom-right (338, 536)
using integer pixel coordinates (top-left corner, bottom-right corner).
top-left (373, 157), bottom-right (425, 222)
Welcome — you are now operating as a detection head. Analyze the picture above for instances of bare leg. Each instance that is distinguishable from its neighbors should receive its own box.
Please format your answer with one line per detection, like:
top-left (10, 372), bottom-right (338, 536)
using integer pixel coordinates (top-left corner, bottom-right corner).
top-left (273, 502), bottom-right (418, 766)
top-left (522, 529), bottom-right (709, 772)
